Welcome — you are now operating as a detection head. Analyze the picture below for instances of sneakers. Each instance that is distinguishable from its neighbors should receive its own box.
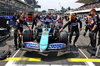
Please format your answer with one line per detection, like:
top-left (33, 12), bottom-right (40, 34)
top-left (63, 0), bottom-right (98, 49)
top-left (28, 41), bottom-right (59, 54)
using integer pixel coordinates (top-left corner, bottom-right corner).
top-left (14, 46), bottom-right (18, 50)
top-left (69, 42), bottom-right (71, 45)
top-left (18, 46), bottom-right (22, 49)
top-left (91, 47), bottom-right (96, 51)
top-left (69, 42), bottom-right (73, 47)
top-left (97, 44), bottom-right (100, 46)
top-left (73, 42), bottom-right (76, 47)
top-left (69, 41), bottom-right (76, 47)
top-left (14, 46), bottom-right (22, 50)
top-left (83, 32), bottom-right (86, 36)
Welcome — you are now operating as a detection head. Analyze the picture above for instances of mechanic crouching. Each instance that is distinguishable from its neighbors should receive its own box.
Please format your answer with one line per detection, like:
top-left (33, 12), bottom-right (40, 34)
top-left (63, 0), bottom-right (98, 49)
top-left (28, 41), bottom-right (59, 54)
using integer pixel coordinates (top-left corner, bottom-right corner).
top-left (14, 13), bottom-right (31, 50)
top-left (59, 13), bottom-right (82, 46)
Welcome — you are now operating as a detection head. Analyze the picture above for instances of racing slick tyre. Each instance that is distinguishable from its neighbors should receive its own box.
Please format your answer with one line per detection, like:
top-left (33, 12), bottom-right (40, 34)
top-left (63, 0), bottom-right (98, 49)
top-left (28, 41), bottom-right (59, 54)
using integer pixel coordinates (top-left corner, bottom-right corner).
top-left (53, 28), bottom-right (56, 37)
top-left (59, 31), bottom-right (68, 44)
top-left (37, 22), bottom-right (42, 27)
top-left (23, 30), bottom-right (33, 42)
top-left (34, 28), bottom-right (40, 42)
top-left (55, 23), bottom-right (60, 30)
top-left (50, 23), bottom-right (54, 30)
top-left (34, 28), bottom-right (38, 39)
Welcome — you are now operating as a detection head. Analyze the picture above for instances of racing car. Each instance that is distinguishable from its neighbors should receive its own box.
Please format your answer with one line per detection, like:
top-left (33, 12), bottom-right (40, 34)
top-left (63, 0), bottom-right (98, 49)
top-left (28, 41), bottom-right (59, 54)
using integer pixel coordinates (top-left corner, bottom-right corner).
top-left (22, 19), bottom-right (70, 54)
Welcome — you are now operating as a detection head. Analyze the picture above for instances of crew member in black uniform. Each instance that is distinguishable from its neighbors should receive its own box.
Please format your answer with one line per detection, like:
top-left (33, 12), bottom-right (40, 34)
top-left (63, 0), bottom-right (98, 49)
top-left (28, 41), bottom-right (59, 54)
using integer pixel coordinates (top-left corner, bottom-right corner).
top-left (59, 13), bottom-right (82, 46)
top-left (12, 12), bottom-right (17, 27)
top-left (83, 9), bottom-right (99, 49)
top-left (44, 13), bottom-right (52, 20)
top-left (83, 17), bottom-right (89, 36)
top-left (17, 12), bottom-right (21, 19)
top-left (64, 14), bottom-right (68, 21)
top-left (14, 13), bottom-right (31, 50)
top-left (91, 9), bottom-right (100, 48)
top-left (32, 13), bottom-right (40, 29)
top-left (48, 12), bottom-right (52, 19)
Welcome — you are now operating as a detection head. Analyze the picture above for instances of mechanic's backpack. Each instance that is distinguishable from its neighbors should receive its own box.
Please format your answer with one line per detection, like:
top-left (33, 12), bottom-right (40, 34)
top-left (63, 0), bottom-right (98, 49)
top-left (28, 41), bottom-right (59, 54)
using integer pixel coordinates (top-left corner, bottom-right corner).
top-left (0, 50), bottom-right (11, 60)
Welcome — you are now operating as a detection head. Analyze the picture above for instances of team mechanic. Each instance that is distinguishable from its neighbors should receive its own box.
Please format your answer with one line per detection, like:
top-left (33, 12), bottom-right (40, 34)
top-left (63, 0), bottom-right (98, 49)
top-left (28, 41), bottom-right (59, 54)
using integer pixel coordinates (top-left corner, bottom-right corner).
top-left (59, 13), bottom-right (82, 46)
top-left (48, 12), bottom-right (52, 19)
top-left (84, 9), bottom-right (99, 49)
top-left (31, 13), bottom-right (40, 29)
top-left (14, 13), bottom-right (31, 50)
top-left (83, 15), bottom-right (90, 36)
top-left (92, 9), bottom-right (100, 48)
top-left (44, 12), bottom-right (53, 20)
top-left (44, 13), bottom-right (51, 20)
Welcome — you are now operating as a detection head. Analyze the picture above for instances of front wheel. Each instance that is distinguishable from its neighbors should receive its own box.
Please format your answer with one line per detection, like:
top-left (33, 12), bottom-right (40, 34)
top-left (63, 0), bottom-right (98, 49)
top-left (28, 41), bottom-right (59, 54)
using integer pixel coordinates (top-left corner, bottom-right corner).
top-left (59, 31), bottom-right (68, 44)
top-left (23, 30), bottom-right (33, 42)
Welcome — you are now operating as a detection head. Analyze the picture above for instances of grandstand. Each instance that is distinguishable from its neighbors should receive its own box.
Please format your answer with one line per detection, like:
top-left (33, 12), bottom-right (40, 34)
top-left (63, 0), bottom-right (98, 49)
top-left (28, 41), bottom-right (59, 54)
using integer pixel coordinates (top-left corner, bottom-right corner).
top-left (76, 0), bottom-right (99, 4)
top-left (75, 0), bottom-right (100, 11)
top-left (66, 0), bottom-right (100, 14)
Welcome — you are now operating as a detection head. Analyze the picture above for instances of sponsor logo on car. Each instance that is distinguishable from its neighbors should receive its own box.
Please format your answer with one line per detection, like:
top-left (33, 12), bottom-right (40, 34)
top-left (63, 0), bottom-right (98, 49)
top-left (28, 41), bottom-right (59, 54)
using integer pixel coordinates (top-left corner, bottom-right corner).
top-left (25, 42), bottom-right (38, 48)
top-left (50, 43), bottom-right (66, 49)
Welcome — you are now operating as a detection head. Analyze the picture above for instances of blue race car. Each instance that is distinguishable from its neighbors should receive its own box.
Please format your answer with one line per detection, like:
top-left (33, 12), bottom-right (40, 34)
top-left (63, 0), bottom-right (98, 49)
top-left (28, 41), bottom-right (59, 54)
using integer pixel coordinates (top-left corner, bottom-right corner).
top-left (22, 19), bottom-right (70, 53)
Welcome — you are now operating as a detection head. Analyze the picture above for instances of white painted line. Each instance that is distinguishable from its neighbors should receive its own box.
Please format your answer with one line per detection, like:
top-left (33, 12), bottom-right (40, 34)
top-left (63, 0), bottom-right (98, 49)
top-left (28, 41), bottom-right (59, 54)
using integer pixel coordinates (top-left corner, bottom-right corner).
top-left (6, 64), bottom-right (87, 66)
top-left (10, 64), bottom-right (50, 66)
top-left (51, 65), bottom-right (62, 66)
top-left (78, 48), bottom-right (95, 66)
top-left (78, 49), bottom-right (88, 59)
top-left (5, 49), bottom-right (20, 66)
top-left (72, 40), bottom-right (95, 66)
top-left (12, 49), bottom-right (20, 57)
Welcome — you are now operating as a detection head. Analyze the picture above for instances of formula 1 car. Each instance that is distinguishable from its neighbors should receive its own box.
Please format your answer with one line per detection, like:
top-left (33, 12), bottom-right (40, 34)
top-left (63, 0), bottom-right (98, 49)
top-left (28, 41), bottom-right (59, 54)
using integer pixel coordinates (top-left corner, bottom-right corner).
top-left (22, 19), bottom-right (70, 53)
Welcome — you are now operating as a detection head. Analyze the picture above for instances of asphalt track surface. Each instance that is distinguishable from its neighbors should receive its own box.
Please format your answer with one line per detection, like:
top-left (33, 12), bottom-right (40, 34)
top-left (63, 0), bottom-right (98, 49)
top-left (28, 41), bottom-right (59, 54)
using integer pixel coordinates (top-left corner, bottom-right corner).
top-left (0, 19), bottom-right (100, 66)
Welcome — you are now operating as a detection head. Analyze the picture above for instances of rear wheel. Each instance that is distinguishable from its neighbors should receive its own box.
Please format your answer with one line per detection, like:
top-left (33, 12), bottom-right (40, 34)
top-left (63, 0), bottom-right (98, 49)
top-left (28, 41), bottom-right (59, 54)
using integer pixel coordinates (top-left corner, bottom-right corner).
top-left (50, 23), bottom-right (54, 30)
top-left (36, 37), bottom-right (40, 42)
top-left (55, 23), bottom-right (60, 30)
top-left (37, 22), bottom-right (42, 27)
top-left (34, 28), bottom-right (38, 38)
